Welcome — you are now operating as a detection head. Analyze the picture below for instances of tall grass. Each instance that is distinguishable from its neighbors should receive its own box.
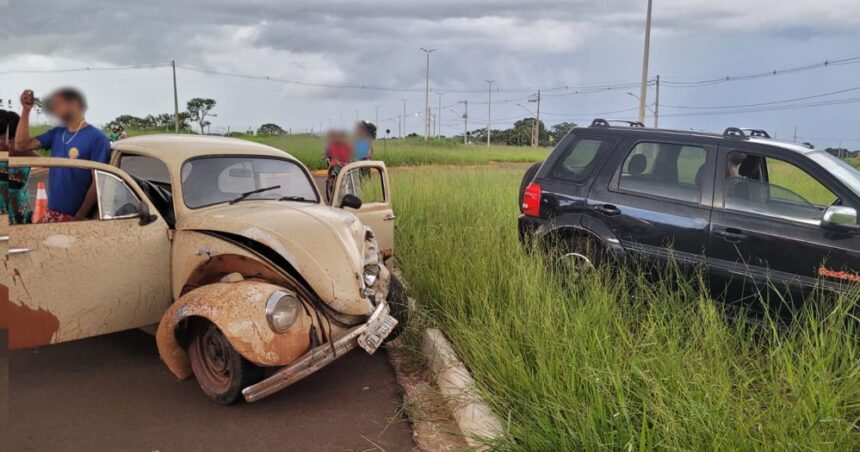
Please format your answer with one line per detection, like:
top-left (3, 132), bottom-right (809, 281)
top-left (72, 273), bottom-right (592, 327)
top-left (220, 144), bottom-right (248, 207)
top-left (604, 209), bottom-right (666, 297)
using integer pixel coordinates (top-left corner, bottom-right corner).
top-left (392, 167), bottom-right (860, 450)
top-left (245, 134), bottom-right (549, 170)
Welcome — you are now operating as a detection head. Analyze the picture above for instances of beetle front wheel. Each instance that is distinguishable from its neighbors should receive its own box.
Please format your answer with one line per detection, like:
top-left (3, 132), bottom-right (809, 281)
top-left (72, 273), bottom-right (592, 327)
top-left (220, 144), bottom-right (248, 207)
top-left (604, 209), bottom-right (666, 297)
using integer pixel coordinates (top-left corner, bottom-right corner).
top-left (188, 321), bottom-right (264, 404)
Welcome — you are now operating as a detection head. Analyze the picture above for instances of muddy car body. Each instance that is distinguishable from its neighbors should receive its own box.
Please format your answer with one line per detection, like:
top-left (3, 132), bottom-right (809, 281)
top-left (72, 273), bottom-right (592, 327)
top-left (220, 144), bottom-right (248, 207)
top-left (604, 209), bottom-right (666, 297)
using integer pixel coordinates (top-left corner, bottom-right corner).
top-left (7, 135), bottom-right (402, 403)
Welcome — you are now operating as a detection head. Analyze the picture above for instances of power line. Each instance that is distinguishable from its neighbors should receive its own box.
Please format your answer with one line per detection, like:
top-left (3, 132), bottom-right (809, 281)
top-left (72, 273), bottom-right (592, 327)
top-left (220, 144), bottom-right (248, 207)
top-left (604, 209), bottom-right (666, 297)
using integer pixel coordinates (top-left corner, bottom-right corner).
top-left (660, 84), bottom-right (860, 110)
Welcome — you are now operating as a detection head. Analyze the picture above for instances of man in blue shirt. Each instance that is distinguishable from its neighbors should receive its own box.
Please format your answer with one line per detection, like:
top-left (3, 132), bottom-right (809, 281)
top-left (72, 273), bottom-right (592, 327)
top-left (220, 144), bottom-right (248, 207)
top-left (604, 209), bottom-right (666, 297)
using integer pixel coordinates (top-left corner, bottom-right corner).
top-left (13, 88), bottom-right (111, 222)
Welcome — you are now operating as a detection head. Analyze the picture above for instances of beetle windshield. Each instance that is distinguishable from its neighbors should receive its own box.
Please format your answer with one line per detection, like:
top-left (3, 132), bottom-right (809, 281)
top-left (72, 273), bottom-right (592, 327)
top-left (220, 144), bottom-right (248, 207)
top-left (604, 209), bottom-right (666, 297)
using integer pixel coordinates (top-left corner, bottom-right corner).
top-left (807, 151), bottom-right (860, 199)
top-left (181, 157), bottom-right (318, 208)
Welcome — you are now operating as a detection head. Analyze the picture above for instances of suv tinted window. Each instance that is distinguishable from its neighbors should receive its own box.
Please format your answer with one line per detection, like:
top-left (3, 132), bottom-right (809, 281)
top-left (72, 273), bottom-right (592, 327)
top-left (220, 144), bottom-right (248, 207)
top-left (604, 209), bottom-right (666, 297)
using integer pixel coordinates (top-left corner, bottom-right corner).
top-left (725, 152), bottom-right (836, 224)
top-left (618, 142), bottom-right (708, 203)
top-left (551, 138), bottom-right (610, 182)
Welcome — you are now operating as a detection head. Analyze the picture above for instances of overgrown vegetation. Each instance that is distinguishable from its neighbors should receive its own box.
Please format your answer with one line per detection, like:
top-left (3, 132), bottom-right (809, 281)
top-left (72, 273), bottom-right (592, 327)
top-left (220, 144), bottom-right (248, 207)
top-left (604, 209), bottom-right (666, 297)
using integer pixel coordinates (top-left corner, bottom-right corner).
top-left (245, 134), bottom-right (549, 170)
top-left (392, 167), bottom-right (860, 450)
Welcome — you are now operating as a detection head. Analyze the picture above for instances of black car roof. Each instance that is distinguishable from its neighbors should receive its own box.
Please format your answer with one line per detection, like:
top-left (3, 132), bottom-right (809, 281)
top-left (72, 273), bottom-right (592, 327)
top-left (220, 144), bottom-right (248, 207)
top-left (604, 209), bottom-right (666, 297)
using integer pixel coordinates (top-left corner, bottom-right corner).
top-left (572, 123), bottom-right (816, 155)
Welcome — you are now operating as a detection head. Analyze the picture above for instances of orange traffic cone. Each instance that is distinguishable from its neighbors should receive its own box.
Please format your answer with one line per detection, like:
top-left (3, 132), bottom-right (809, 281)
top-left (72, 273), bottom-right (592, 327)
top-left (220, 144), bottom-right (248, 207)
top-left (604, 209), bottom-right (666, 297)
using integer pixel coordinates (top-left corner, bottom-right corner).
top-left (32, 182), bottom-right (48, 223)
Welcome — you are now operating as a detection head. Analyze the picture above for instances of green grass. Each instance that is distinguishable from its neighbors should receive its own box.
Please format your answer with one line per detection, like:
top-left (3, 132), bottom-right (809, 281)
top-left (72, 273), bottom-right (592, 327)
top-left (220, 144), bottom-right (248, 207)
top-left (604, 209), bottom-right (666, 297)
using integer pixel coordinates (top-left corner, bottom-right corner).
top-left (391, 167), bottom-right (860, 450)
top-left (245, 134), bottom-right (549, 171)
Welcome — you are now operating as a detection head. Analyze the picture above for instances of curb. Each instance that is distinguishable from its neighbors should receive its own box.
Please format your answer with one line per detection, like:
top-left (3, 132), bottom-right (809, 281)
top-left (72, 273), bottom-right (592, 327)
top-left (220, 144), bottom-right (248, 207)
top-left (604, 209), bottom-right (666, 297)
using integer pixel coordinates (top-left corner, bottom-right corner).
top-left (421, 328), bottom-right (504, 450)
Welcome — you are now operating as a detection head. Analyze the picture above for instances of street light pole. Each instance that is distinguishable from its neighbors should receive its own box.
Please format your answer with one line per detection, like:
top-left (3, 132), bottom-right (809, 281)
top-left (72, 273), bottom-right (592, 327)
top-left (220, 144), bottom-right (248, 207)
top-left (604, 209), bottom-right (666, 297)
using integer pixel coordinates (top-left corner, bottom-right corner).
top-left (172, 60), bottom-right (180, 133)
top-left (653, 75), bottom-right (660, 128)
top-left (436, 92), bottom-right (443, 137)
top-left (421, 48), bottom-right (436, 141)
top-left (402, 99), bottom-right (407, 138)
top-left (637, 0), bottom-right (653, 124)
top-left (485, 80), bottom-right (494, 146)
top-left (458, 100), bottom-right (469, 145)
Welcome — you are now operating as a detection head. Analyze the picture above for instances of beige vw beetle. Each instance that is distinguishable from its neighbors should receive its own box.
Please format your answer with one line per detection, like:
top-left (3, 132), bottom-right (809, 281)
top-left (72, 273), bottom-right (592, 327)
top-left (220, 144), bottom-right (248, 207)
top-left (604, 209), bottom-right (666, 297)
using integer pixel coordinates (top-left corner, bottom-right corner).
top-left (7, 135), bottom-right (405, 404)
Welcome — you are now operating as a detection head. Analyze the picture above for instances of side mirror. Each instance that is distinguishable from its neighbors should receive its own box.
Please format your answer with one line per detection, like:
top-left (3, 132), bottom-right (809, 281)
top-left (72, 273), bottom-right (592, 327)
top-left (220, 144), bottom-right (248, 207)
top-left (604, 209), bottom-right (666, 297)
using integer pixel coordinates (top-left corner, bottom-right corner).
top-left (339, 194), bottom-right (363, 210)
top-left (821, 205), bottom-right (859, 233)
top-left (138, 201), bottom-right (159, 226)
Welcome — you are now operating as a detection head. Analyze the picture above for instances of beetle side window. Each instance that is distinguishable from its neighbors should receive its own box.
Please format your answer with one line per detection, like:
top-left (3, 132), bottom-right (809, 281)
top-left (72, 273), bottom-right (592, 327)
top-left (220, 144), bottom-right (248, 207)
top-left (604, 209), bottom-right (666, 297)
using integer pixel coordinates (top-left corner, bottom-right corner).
top-left (96, 170), bottom-right (141, 220)
top-left (551, 138), bottom-right (610, 182)
top-left (617, 142), bottom-right (708, 203)
top-left (119, 155), bottom-right (171, 185)
top-left (724, 151), bottom-right (837, 224)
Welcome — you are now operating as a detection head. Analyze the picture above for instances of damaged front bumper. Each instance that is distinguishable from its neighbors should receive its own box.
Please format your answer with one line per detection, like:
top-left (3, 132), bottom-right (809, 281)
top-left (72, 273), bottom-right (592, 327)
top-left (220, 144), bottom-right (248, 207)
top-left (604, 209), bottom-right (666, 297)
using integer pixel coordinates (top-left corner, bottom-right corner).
top-left (242, 300), bottom-right (397, 403)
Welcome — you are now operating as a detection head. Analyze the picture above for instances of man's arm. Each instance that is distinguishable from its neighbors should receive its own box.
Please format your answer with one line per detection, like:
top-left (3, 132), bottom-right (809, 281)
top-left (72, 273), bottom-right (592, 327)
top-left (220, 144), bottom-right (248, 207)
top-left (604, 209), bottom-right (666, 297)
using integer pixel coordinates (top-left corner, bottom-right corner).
top-left (13, 90), bottom-right (44, 157)
top-left (74, 179), bottom-right (98, 221)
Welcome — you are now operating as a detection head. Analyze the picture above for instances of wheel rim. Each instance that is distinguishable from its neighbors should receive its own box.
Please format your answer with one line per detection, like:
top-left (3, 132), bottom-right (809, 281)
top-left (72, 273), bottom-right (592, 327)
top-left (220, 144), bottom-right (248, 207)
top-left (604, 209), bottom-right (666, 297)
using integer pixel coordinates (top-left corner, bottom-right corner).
top-left (556, 252), bottom-right (594, 278)
top-left (193, 325), bottom-right (233, 393)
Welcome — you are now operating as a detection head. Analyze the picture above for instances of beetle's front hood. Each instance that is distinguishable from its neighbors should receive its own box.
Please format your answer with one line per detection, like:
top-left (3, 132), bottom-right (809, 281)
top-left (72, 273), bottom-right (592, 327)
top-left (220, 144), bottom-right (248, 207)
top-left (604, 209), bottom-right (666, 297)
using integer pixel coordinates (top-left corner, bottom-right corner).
top-left (177, 201), bottom-right (373, 315)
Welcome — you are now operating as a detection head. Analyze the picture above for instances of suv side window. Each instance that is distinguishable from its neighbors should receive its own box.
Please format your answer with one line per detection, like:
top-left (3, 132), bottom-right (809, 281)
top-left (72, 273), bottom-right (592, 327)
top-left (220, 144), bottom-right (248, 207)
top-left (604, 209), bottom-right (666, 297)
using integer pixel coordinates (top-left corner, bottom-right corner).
top-left (617, 142), bottom-right (708, 203)
top-left (724, 151), bottom-right (837, 224)
top-left (551, 138), bottom-right (611, 182)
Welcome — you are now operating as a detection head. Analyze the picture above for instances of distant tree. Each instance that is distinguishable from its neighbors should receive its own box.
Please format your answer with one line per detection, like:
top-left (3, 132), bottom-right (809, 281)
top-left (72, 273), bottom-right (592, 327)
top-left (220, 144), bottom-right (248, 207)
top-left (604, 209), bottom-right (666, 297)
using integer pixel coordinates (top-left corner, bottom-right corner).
top-left (549, 122), bottom-right (576, 143)
top-left (186, 98), bottom-right (217, 134)
top-left (257, 123), bottom-right (286, 135)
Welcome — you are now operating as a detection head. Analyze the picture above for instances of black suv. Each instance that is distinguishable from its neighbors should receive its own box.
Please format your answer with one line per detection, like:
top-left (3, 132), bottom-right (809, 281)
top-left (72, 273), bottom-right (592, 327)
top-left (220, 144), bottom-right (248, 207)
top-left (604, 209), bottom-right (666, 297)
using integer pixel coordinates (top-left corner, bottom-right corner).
top-left (519, 119), bottom-right (860, 304)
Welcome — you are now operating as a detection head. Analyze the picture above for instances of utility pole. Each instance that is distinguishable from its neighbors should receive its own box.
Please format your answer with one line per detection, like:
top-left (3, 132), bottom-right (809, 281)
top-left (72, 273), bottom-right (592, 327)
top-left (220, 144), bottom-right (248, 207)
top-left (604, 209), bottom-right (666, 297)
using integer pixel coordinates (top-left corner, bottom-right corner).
top-left (793, 126), bottom-right (798, 143)
top-left (398, 115), bottom-right (402, 138)
top-left (401, 99), bottom-right (407, 138)
top-left (654, 75), bottom-right (660, 128)
top-left (421, 48), bottom-right (436, 141)
top-left (172, 60), bottom-right (180, 133)
top-left (485, 80), bottom-right (495, 146)
top-left (436, 92), bottom-right (443, 137)
top-left (528, 90), bottom-right (541, 147)
top-left (637, 0), bottom-right (653, 124)
top-left (459, 100), bottom-right (469, 145)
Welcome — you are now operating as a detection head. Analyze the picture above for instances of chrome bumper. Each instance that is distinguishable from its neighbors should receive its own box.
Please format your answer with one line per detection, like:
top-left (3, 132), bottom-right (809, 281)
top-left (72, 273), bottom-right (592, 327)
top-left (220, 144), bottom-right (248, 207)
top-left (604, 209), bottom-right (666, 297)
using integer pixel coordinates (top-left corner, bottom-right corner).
top-left (242, 302), bottom-right (393, 403)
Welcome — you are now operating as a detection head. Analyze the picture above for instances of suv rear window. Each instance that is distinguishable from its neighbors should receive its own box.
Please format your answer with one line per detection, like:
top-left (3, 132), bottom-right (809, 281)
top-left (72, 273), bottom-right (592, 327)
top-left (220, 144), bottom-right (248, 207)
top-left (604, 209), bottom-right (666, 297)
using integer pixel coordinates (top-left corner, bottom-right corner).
top-left (617, 142), bottom-right (708, 203)
top-left (551, 138), bottom-right (611, 182)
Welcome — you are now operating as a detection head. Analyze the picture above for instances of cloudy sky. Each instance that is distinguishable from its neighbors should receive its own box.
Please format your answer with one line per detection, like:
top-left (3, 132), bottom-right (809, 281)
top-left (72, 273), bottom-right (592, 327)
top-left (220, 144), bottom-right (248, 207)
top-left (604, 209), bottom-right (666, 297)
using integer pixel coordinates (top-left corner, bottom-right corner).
top-left (2, 0), bottom-right (859, 148)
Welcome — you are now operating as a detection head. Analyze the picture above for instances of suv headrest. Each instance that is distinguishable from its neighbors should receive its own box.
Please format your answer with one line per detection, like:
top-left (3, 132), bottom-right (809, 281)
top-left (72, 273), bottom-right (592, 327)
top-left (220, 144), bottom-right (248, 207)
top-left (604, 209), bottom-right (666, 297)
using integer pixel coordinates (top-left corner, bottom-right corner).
top-left (628, 154), bottom-right (647, 175)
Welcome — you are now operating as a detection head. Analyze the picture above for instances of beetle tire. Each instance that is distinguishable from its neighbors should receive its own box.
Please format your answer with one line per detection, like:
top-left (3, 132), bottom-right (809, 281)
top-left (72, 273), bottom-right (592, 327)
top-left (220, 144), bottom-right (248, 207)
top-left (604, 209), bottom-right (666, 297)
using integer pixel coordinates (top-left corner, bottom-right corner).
top-left (188, 320), bottom-right (265, 404)
top-left (385, 274), bottom-right (409, 342)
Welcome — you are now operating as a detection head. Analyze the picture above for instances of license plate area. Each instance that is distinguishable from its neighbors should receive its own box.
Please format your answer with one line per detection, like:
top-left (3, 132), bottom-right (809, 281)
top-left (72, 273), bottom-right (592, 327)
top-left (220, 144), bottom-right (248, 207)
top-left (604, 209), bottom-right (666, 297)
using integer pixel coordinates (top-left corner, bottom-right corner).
top-left (358, 314), bottom-right (398, 354)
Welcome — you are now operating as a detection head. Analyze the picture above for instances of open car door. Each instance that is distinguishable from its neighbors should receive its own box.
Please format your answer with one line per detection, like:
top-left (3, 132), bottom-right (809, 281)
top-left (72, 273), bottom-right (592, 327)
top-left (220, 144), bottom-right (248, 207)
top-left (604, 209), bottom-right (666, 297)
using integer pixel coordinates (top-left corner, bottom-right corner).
top-left (331, 160), bottom-right (395, 256)
top-left (8, 157), bottom-right (172, 349)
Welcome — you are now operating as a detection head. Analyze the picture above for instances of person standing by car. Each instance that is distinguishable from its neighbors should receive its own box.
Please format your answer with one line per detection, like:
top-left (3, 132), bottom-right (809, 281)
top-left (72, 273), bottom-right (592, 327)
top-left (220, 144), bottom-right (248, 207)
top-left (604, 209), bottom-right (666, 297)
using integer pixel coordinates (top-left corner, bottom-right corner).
top-left (13, 88), bottom-right (111, 222)
top-left (0, 110), bottom-right (32, 224)
top-left (354, 121), bottom-right (376, 161)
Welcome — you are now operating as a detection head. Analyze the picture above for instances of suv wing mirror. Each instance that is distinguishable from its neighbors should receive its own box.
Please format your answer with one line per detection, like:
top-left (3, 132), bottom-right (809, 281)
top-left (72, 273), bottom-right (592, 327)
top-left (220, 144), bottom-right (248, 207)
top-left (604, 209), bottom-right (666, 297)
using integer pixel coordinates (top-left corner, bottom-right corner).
top-left (821, 205), bottom-right (859, 233)
top-left (138, 201), bottom-right (159, 226)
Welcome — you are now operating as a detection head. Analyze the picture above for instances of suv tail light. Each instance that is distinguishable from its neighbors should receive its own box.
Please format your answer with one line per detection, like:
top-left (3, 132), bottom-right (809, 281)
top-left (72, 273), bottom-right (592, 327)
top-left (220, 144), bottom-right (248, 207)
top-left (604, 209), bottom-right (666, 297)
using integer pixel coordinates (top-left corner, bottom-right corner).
top-left (521, 182), bottom-right (542, 217)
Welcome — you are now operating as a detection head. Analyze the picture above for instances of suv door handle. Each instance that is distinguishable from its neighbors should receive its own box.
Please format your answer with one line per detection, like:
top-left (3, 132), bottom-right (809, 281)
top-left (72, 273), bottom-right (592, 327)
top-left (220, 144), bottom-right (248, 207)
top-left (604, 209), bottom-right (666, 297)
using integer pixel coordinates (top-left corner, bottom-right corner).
top-left (593, 204), bottom-right (621, 216)
top-left (714, 228), bottom-right (748, 242)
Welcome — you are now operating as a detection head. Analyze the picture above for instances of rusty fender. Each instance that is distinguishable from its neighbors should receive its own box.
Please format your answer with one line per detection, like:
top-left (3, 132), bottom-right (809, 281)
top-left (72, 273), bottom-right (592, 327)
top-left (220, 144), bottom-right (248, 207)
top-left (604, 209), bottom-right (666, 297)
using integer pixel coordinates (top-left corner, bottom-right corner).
top-left (156, 280), bottom-right (315, 379)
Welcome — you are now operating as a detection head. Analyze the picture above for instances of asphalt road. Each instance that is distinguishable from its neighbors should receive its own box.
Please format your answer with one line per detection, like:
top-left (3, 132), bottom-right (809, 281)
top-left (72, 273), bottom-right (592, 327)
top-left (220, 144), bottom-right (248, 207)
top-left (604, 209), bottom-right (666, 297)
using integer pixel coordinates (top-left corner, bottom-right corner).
top-left (8, 330), bottom-right (415, 451)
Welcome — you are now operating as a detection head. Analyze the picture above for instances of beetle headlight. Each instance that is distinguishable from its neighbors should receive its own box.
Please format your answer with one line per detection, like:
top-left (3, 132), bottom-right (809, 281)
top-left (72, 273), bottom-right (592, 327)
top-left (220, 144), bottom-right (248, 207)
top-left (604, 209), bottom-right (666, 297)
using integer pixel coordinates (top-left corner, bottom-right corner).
top-left (363, 264), bottom-right (380, 287)
top-left (265, 290), bottom-right (301, 333)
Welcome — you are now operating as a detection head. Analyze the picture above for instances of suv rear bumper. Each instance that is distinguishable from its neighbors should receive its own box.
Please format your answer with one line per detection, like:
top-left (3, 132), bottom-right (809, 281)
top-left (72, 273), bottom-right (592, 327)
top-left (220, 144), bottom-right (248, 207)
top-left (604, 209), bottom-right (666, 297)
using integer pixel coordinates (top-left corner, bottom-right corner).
top-left (518, 214), bottom-right (546, 245)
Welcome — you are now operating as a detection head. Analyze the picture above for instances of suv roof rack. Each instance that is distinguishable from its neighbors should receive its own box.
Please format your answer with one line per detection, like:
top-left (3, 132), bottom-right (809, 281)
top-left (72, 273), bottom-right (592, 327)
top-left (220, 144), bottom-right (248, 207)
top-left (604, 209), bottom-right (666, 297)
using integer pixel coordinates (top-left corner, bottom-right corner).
top-left (740, 128), bottom-right (771, 139)
top-left (591, 118), bottom-right (645, 128)
top-left (723, 127), bottom-right (749, 139)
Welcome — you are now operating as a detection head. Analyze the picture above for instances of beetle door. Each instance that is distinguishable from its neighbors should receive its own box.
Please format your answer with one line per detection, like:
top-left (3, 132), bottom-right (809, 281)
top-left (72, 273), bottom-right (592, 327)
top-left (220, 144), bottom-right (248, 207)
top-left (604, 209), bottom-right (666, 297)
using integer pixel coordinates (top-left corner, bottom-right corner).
top-left (331, 161), bottom-right (395, 256)
top-left (8, 157), bottom-right (172, 349)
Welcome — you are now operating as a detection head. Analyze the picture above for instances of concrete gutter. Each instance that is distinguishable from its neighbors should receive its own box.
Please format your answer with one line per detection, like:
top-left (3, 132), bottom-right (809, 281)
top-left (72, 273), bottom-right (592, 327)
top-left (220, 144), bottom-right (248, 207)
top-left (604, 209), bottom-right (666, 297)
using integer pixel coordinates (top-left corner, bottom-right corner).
top-left (421, 327), bottom-right (504, 450)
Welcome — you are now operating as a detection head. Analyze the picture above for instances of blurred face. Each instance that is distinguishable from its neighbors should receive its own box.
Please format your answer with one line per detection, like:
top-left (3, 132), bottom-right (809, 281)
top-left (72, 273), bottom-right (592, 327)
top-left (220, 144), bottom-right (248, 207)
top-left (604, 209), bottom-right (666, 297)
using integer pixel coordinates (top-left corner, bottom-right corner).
top-left (49, 95), bottom-right (83, 125)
